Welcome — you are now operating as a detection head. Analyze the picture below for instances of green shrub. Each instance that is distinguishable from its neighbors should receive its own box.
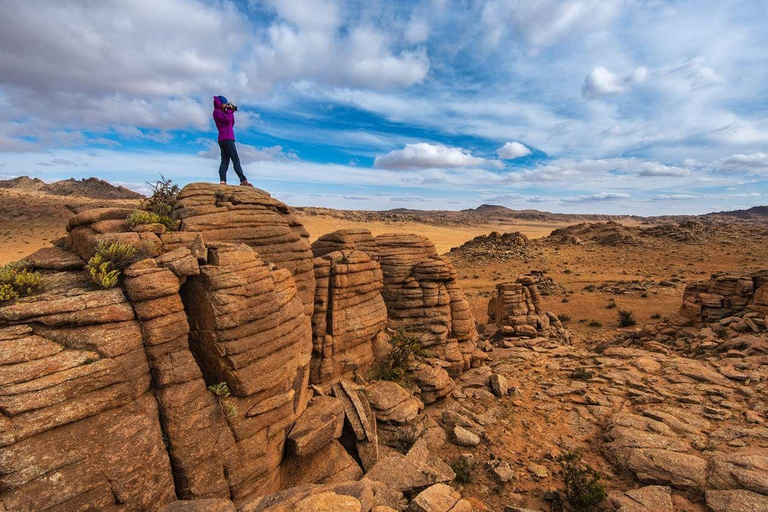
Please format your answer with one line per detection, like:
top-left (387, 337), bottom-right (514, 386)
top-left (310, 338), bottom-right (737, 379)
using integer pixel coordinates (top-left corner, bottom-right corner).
top-left (127, 209), bottom-right (176, 230)
top-left (618, 309), bottom-right (637, 327)
top-left (569, 368), bottom-right (594, 381)
top-left (557, 451), bottom-right (607, 512)
top-left (588, 320), bottom-right (602, 328)
top-left (450, 456), bottom-right (475, 484)
top-left (373, 330), bottom-right (427, 385)
top-left (85, 241), bottom-right (138, 289)
top-left (208, 382), bottom-right (231, 397)
top-left (650, 312), bottom-right (661, 319)
top-left (145, 175), bottom-right (179, 220)
top-left (606, 298), bottom-right (617, 309)
top-left (208, 382), bottom-right (237, 417)
top-left (0, 262), bottom-right (44, 304)
top-left (557, 313), bottom-right (571, 322)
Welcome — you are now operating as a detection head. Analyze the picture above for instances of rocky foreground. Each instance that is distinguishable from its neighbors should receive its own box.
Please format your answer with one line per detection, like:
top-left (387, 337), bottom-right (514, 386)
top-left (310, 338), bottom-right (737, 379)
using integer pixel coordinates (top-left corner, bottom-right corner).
top-left (1, 183), bottom-right (767, 512)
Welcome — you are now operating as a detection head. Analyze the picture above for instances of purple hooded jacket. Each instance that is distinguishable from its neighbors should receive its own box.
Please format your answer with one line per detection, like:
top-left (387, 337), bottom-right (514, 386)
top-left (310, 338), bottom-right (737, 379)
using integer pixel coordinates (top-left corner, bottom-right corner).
top-left (213, 96), bottom-right (235, 142)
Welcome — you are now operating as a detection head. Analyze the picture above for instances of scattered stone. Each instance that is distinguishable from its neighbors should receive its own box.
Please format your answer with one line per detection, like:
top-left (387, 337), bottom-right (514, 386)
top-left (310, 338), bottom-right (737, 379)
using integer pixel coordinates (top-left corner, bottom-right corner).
top-left (408, 483), bottom-right (473, 512)
top-left (453, 425), bottom-right (481, 447)
top-left (366, 380), bottom-right (424, 423)
top-left (490, 373), bottom-right (509, 397)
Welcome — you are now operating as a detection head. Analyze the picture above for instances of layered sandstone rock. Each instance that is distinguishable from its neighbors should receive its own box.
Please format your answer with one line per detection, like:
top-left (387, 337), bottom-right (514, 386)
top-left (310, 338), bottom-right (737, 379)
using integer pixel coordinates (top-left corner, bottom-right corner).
top-left (65, 207), bottom-right (165, 258)
top-left (0, 272), bottom-right (176, 511)
top-left (679, 272), bottom-right (767, 322)
top-left (311, 230), bottom-right (480, 374)
top-left (175, 184), bottom-right (315, 315)
top-left (182, 242), bottom-right (314, 500)
top-left (311, 250), bottom-right (387, 386)
top-left (641, 271), bottom-right (768, 348)
top-left (1, 187), bottom-right (486, 511)
top-left (487, 274), bottom-right (569, 344)
top-left (312, 229), bottom-right (379, 259)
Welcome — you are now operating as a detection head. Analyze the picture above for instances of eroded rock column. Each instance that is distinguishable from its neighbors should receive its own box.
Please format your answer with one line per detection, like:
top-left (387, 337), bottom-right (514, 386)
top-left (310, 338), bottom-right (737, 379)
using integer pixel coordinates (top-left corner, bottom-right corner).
top-left (311, 250), bottom-right (387, 387)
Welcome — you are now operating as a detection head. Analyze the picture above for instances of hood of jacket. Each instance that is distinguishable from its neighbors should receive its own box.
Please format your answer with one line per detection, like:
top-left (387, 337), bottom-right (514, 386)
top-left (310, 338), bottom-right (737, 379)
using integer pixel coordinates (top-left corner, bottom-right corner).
top-left (213, 95), bottom-right (223, 110)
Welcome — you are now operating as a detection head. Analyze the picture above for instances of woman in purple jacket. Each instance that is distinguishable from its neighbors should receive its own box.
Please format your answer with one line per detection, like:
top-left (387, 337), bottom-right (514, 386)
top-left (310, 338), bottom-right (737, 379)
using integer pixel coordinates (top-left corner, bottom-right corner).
top-left (213, 95), bottom-right (253, 186)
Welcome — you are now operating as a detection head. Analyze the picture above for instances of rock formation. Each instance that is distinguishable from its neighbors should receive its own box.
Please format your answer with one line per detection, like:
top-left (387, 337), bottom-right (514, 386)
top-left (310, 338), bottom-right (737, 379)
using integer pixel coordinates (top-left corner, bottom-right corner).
top-left (174, 184), bottom-right (316, 315)
top-left (311, 249), bottom-right (387, 386)
top-left (486, 273), bottom-right (569, 345)
top-left (640, 271), bottom-right (768, 350)
top-left (312, 230), bottom-right (480, 374)
top-left (0, 184), bottom-right (482, 511)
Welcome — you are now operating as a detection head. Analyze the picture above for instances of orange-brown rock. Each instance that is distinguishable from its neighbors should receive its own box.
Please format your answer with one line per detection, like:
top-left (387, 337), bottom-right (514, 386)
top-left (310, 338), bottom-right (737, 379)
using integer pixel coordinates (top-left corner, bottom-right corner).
top-left (487, 274), bottom-right (569, 344)
top-left (0, 272), bottom-right (176, 511)
top-left (311, 249), bottom-right (387, 386)
top-left (312, 228), bottom-right (379, 259)
top-left (312, 229), bottom-right (481, 374)
top-left (175, 183), bottom-right (315, 315)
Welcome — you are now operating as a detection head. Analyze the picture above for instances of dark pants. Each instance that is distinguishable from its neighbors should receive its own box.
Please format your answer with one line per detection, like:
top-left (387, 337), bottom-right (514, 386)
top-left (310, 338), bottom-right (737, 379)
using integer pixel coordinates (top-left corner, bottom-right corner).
top-left (218, 139), bottom-right (247, 183)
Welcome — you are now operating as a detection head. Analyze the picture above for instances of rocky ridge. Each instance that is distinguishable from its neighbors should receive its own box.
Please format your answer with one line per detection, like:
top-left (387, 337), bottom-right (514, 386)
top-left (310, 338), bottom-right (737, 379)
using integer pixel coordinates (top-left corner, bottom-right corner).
top-left (0, 183), bottom-right (484, 512)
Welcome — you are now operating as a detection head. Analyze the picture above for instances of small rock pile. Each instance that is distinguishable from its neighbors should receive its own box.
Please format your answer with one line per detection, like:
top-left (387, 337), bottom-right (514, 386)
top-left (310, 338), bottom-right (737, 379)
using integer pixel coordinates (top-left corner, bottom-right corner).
top-left (643, 220), bottom-right (712, 243)
top-left (446, 231), bottom-right (534, 264)
top-left (484, 274), bottom-right (570, 346)
top-left (545, 221), bottom-right (641, 246)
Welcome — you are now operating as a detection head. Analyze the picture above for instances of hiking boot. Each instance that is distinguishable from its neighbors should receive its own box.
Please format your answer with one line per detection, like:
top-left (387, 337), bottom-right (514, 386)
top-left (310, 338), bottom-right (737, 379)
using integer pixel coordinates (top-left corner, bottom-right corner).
top-left (219, 181), bottom-right (226, 185)
top-left (240, 181), bottom-right (254, 187)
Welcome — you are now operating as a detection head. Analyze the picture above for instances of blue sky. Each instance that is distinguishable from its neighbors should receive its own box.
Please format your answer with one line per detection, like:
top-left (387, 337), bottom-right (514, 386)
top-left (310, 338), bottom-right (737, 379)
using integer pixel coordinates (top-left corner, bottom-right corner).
top-left (1, 0), bottom-right (768, 214)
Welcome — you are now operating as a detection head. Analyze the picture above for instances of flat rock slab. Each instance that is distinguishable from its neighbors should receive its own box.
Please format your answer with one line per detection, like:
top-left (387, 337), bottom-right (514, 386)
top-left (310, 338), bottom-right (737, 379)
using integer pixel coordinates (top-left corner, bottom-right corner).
top-left (159, 499), bottom-right (236, 512)
top-left (22, 246), bottom-right (84, 270)
top-left (705, 489), bottom-right (768, 512)
top-left (286, 396), bottom-right (345, 458)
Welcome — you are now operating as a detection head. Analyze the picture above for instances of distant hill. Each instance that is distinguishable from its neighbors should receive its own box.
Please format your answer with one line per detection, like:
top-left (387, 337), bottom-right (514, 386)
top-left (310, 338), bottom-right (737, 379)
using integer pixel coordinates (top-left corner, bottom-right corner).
top-left (708, 205), bottom-right (768, 220)
top-left (0, 176), bottom-right (144, 200)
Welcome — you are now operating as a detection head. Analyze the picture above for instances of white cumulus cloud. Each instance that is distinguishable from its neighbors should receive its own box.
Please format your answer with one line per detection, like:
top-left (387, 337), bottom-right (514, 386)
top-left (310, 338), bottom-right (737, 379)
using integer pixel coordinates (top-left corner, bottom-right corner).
top-left (582, 66), bottom-right (648, 99)
top-left (497, 141), bottom-right (532, 159)
top-left (561, 192), bottom-right (630, 203)
top-left (374, 143), bottom-right (488, 170)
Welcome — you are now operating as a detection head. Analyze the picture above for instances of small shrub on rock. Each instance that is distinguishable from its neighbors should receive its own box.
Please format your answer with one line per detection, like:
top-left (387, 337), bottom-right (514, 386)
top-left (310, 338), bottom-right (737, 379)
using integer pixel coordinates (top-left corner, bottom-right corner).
top-left (557, 451), bottom-right (607, 512)
top-left (617, 309), bottom-right (637, 327)
top-left (557, 313), bottom-right (571, 322)
top-left (450, 456), bottom-right (475, 484)
top-left (373, 330), bottom-right (427, 385)
top-left (127, 209), bottom-right (176, 230)
top-left (144, 175), bottom-right (179, 220)
top-left (85, 241), bottom-right (138, 289)
top-left (208, 382), bottom-right (237, 418)
top-left (0, 262), bottom-right (44, 304)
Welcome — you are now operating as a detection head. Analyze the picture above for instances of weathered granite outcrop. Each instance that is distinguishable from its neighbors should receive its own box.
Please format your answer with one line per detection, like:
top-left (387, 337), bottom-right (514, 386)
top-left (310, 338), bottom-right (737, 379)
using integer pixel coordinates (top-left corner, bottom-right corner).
top-left (0, 272), bottom-right (176, 511)
top-left (0, 184), bottom-right (484, 511)
top-left (174, 184), bottom-right (316, 315)
top-left (486, 274), bottom-right (569, 345)
top-left (311, 229), bottom-right (481, 374)
top-left (311, 249), bottom-right (387, 386)
top-left (639, 271), bottom-right (768, 351)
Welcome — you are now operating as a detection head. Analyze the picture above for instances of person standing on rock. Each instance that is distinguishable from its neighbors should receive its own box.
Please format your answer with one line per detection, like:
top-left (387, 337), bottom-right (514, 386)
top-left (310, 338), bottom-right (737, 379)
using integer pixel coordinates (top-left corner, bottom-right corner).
top-left (213, 95), bottom-right (253, 187)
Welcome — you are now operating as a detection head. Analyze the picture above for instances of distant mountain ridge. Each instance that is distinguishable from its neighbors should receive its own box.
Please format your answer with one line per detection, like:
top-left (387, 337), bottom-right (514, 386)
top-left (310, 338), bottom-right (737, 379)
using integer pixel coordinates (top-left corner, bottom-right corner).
top-left (707, 205), bottom-right (768, 220)
top-left (0, 175), bottom-right (144, 200)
